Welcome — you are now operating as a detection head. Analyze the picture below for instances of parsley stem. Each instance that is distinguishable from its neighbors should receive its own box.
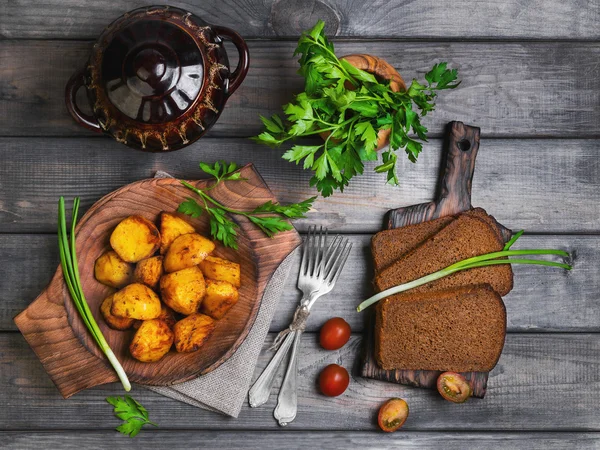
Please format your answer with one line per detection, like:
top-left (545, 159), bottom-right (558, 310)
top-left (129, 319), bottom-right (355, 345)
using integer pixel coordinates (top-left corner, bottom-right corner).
top-left (307, 37), bottom-right (358, 86)
top-left (181, 181), bottom-right (247, 217)
top-left (179, 169), bottom-right (315, 249)
top-left (182, 180), bottom-right (282, 220)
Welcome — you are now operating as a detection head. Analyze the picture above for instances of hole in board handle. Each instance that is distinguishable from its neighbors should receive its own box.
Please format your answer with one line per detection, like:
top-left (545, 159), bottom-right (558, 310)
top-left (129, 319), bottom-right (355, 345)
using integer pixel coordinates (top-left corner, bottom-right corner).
top-left (457, 139), bottom-right (471, 151)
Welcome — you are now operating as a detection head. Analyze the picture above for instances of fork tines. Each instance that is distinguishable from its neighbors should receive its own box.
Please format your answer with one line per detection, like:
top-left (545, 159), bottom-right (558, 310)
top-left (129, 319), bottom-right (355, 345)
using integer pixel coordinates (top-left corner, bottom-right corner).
top-left (301, 226), bottom-right (352, 284)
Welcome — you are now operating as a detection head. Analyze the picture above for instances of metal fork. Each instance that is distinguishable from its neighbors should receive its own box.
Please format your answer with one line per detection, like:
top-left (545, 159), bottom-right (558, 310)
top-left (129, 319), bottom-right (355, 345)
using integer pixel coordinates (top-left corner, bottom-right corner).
top-left (248, 226), bottom-right (352, 426)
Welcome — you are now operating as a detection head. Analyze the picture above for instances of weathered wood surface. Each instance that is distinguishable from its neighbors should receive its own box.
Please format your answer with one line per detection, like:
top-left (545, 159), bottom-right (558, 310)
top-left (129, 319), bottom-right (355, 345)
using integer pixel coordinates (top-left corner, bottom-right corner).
top-left (0, 138), bottom-right (599, 234)
top-left (1, 234), bottom-right (591, 333)
top-left (2, 431), bottom-right (600, 450)
top-left (2, 0), bottom-right (598, 40)
top-left (2, 332), bottom-right (600, 430)
top-left (2, 41), bottom-right (600, 138)
top-left (1, 0), bottom-right (598, 446)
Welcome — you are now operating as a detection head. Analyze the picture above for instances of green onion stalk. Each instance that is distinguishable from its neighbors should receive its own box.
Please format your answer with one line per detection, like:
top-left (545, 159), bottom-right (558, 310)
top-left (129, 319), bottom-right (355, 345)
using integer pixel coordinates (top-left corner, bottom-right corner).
top-left (58, 197), bottom-right (131, 391)
top-left (357, 230), bottom-right (572, 312)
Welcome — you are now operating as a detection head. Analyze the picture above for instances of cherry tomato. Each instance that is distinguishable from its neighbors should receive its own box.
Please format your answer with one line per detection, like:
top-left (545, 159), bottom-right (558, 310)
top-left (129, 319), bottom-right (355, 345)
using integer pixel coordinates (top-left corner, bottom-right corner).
top-left (319, 317), bottom-right (351, 350)
top-left (318, 364), bottom-right (350, 396)
top-left (378, 398), bottom-right (409, 432)
top-left (437, 372), bottom-right (472, 403)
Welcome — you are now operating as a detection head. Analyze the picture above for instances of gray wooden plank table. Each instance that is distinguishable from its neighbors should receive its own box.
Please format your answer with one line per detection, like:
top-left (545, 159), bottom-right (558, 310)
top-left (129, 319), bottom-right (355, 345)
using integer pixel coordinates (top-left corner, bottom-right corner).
top-left (1, 1), bottom-right (599, 448)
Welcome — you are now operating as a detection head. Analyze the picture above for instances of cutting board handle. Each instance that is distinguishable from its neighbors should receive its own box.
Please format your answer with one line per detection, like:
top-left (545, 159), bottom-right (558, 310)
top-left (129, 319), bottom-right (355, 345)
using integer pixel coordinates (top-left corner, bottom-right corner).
top-left (434, 121), bottom-right (480, 217)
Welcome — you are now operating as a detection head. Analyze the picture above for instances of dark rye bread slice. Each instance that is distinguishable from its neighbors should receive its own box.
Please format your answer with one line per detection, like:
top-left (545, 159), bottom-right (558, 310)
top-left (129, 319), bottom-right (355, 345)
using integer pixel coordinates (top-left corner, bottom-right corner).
top-left (374, 284), bottom-right (507, 371)
top-left (371, 208), bottom-right (501, 274)
top-left (371, 216), bottom-right (454, 273)
top-left (374, 213), bottom-right (514, 296)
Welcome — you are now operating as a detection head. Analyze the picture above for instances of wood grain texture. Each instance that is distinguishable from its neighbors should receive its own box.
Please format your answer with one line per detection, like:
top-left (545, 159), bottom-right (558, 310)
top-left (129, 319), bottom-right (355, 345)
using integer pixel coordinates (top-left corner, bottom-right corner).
top-left (388, 122), bottom-right (480, 227)
top-left (1, 0), bottom-right (598, 39)
top-left (1, 332), bottom-right (599, 430)
top-left (363, 122), bottom-right (492, 397)
top-left (2, 40), bottom-right (600, 138)
top-left (2, 431), bottom-right (599, 450)
top-left (0, 137), bottom-right (599, 234)
top-left (0, 234), bottom-right (589, 333)
top-left (14, 165), bottom-right (301, 397)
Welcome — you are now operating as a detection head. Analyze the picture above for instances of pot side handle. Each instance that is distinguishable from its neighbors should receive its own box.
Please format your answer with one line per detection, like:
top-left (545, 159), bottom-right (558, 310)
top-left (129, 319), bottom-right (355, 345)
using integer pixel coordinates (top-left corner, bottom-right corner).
top-left (214, 26), bottom-right (250, 96)
top-left (65, 69), bottom-right (102, 133)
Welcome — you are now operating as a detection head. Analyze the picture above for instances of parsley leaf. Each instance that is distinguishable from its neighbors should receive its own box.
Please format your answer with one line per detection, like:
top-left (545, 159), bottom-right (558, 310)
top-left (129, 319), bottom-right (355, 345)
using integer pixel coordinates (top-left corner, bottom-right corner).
top-left (177, 162), bottom-right (315, 248)
top-left (199, 161), bottom-right (244, 182)
top-left (251, 197), bottom-right (316, 218)
top-left (248, 215), bottom-right (293, 237)
top-left (355, 121), bottom-right (378, 153)
top-left (207, 207), bottom-right (239, 250)
top-left (106, 395), bottom-right (157, 438)
top-left (375, 150), bottom-right (399, 185)
top-left (177, 198), bottom-right (204, 218)
top-left (253, 20), bottom-right (460, 197)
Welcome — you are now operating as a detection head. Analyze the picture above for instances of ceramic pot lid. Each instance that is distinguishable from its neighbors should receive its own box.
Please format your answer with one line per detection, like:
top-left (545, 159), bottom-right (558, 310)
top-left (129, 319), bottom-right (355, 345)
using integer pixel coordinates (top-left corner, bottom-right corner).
top-left (101, 17), bottom-right (205, 124)
top-left (66, 6), bottom-right (249, 152)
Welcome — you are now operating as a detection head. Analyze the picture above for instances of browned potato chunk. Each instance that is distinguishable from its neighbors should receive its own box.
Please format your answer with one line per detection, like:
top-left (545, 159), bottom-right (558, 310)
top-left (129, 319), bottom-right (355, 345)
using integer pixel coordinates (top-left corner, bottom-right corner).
top-left (163, 233), bottom-right (215, 273)
top-left (199, 256), bottom-right (241, 287)
top-left (111, 283), bottom-right (162, 320)
top-left (94, 250), bottom-right (133, 288)
top-left (159, 212), bottom-right (196, 255)
top-left (110, 215), bottom-right (161, 263)
top-left (173, 313), bottom-right (216, 353)
top-left (157, 304), bottom-right (177, 329)
top-left (133, 256), bottom-right (164, 289)
top-left (129, 319), bottom-right (174, 362)
top-left (160, 266), bottom-right (206, 315)
top-left (201, 279), bottom-right (239, 320)
top-left (132, 304), bottom-right (177, 330)
top-left (100, 294), bottom-right (135, 330)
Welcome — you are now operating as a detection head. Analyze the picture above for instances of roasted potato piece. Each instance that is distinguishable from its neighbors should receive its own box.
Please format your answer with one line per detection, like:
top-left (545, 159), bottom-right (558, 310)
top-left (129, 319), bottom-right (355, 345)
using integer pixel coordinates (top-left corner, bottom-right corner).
top-left (133, 256), bottom-right (164, 289)
top-left (163, 233), bottom-right (215, 273)
top-left (159, 212), bottom-right (196, 255)
top-left (100, 294), bottom-right (135, 330)
top-left (94, 250), bottom-right (133, 288)
top-left (111, 283), bottom-right (162, 320)
top-left (201, 279), bottom-right (239, 320)
top-left (133, 304), bottom-right (177, 330)
top-left (160, 266), bottom-right (206, 315)
top-left (129, 319), bottom-right (174, 362)
top-left (199, 256), bottom-right (241, 287)
top-left (173, 313), bottom-right (216, 353)
top-left (157, 304), bottom-right (177, 329)
top-left (110, 215), bottom-right (161, 263)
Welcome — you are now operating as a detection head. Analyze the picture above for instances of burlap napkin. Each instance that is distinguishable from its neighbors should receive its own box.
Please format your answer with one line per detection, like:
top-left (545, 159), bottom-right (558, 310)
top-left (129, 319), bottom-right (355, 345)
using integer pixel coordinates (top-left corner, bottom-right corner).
top-left (146, 171), bottom-right (297, 417)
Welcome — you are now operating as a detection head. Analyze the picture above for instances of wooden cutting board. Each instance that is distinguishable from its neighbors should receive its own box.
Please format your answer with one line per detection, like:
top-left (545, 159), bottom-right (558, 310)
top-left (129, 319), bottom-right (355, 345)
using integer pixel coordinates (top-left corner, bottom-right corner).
top-left (360, 121), bottom-right (511, 398)
top-left (14, 164), bottom-right (301, 398)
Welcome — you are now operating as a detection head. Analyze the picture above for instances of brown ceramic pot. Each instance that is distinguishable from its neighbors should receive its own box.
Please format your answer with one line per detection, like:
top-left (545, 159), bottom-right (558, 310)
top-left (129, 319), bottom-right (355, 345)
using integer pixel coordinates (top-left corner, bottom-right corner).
top-left (320, 54), bottom-right (406, 151)
top-left (65, 6), bottom-right (249, 152)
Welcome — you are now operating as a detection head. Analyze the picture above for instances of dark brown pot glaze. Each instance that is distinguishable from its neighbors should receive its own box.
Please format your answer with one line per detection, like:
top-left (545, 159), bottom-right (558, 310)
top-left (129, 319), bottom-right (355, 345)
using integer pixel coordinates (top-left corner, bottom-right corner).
top-left (65, 6), bottom-right (249, 152)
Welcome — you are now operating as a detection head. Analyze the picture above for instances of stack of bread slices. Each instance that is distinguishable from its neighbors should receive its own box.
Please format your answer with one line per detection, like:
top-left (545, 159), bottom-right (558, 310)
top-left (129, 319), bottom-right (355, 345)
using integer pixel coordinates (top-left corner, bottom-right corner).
top-left (372, 208), bottom-right (513, 372)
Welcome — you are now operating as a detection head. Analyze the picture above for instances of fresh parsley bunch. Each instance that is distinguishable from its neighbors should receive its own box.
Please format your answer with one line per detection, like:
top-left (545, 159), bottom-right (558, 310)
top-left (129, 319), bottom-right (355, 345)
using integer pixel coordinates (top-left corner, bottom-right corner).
top-left (178, 161), bottom-right (315, 249)
top-left (253, 20), bottom-right (460, 197)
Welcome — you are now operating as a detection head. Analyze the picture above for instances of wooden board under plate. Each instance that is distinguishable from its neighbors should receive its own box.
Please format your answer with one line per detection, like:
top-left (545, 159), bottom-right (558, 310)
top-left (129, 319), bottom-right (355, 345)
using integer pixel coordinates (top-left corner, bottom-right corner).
top-left (14, 164), bottom-right (301, 398)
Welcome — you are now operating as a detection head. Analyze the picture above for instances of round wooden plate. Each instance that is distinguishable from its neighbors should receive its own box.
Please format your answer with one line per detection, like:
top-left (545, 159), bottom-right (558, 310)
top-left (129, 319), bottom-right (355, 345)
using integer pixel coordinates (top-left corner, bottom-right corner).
top-left (15, 164), bottom-right (301, 397)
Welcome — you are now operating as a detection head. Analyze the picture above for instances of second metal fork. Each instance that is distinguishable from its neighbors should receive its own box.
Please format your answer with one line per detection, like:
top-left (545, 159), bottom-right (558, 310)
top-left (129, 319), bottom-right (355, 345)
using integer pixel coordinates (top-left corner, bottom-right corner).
top-left (248, 226), bottom-right (352, 426)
